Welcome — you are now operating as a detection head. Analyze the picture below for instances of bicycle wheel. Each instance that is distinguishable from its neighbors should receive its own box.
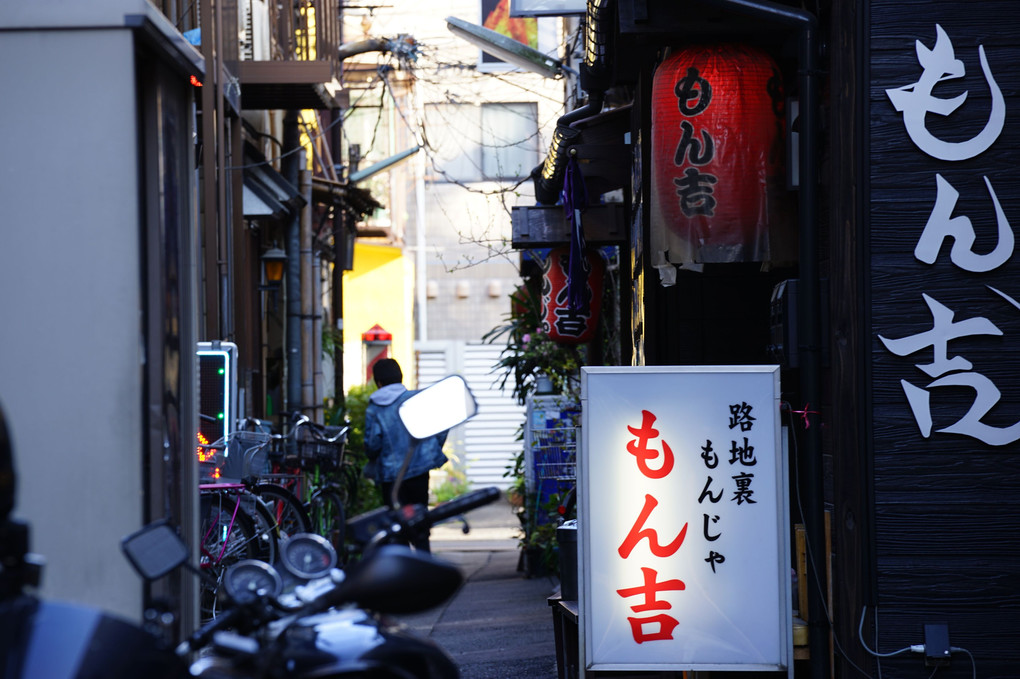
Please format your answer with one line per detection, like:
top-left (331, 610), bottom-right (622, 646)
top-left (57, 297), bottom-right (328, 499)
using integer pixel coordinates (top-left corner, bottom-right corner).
top-left (199, 491), bottom-right (260, 621)
top-left (235, 490), bottom-right (278, 565)
top-left (308, 488), bottom-right (346, 563)
top-left (338, 461), bottom-right (360, 513)
top-left (253, 482), bottom-right (312, 538)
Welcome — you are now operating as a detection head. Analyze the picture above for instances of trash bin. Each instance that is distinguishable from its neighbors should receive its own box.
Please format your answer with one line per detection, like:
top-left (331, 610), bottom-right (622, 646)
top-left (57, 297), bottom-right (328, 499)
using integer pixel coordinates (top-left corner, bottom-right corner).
top-left (557, 519), bottom-right (578, 600)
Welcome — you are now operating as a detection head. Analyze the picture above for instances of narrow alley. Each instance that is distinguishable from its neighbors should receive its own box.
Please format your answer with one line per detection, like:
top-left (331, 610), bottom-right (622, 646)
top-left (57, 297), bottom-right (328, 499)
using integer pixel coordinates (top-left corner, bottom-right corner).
top-left (401, 496), bottom-right (561, 678)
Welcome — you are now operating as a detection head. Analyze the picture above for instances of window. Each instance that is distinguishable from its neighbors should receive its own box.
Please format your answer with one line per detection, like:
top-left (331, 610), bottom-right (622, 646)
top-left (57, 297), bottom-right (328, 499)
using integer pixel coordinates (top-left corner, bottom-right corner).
top-left (425, 102), bottom-right (539, 182)
top-left (343, 89), bottom-right (394, 228)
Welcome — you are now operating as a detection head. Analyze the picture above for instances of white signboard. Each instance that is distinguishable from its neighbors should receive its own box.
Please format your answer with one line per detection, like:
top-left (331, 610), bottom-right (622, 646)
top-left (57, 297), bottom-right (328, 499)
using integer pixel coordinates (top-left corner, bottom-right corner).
top-left (509, 0), bottom-right (586, 16)
top-left (579, 366), bottom-right (791, 673)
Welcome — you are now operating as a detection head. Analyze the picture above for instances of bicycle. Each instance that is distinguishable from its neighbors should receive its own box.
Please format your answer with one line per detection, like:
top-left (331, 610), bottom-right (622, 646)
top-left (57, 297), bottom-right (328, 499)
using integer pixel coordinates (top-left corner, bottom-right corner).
top-left (285, 415), bottom-right (351, 561)
top-left (239, 415), bottom-right (352, 558)
top-left (196, 429), bottom-right (299, 620)
top-left (232, 414), bottom-right (353, 561)
top-left (236, 419), bottom-right (313, 539)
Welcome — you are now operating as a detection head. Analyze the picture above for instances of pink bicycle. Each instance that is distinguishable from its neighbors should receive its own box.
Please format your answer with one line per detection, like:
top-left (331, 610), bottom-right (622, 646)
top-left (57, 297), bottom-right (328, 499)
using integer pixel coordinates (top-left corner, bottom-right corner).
top-left (197, 430), bottom-right (304, 620)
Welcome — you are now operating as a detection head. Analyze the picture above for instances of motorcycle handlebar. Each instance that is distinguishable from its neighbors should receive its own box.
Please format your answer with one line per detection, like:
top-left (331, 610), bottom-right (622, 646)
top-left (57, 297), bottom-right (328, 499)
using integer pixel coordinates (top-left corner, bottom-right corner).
top-left (426, 487), bottom-right (501, 526)
top-left (307, 488), bottom-right (500, 615)
top-left (347, 487), bottom-right (502, 551)
top-left (181, 605), bottom-right (245, 654)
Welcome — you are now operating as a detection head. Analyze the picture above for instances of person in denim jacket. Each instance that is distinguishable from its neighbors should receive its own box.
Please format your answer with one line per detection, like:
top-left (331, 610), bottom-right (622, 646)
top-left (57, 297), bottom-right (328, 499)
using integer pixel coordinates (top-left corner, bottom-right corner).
top-left (363, 358), bottom-right (448, 551)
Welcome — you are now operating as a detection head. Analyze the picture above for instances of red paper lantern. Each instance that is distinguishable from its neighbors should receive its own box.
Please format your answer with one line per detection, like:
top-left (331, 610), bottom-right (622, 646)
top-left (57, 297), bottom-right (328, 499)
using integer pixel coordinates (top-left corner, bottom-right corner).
top-left (541, 246), bottom-right (605, 345)
top-left (650, 44), bottom-right (786, 263)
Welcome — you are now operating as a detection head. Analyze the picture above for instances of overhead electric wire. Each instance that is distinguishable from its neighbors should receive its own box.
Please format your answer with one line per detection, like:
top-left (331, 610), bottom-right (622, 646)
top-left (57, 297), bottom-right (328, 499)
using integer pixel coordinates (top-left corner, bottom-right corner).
top-left (370, 55), bottom-right (546, 200)
top-left (223, 27), bottom-right (561, 266)
top-left (222, 85), bottom-right (379, 172)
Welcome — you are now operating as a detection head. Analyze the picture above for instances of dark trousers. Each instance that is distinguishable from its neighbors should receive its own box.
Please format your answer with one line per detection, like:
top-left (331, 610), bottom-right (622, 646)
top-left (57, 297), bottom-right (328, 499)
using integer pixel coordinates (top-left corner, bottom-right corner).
top-left (379, 472), bottom-right (431, 552)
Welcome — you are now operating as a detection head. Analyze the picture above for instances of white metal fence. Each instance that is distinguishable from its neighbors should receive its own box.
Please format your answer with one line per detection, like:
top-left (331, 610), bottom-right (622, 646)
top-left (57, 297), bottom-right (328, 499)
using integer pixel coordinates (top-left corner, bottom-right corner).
top-left (415, 341), bottom-right (524, 489)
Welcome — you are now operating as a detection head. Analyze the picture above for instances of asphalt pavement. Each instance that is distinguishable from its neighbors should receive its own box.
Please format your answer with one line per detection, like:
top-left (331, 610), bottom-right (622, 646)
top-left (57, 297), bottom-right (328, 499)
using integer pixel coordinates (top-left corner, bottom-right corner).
top-left (395, 493), bottom-right (562, 679)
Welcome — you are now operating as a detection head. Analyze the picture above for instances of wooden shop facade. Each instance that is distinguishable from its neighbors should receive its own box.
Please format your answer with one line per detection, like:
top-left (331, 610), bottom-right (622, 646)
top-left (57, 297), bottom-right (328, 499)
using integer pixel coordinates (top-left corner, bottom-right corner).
top-left (514, 0), bottom-right (1020, 676)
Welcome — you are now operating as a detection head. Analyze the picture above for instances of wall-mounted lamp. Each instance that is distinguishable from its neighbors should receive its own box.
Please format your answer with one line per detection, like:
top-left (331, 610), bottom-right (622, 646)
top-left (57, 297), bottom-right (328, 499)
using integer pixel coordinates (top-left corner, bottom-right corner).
top-left (342, 225), bottom-right (356, 271)
top-left (261, 245), bottom-right (287, 284)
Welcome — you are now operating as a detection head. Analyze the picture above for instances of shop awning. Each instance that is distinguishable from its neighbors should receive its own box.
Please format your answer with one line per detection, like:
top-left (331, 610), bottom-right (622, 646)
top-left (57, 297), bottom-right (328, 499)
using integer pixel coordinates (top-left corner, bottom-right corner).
top-left (242, 142), bottom-right (306, 220)
top-left (310, 177), bottom-right (382, 221)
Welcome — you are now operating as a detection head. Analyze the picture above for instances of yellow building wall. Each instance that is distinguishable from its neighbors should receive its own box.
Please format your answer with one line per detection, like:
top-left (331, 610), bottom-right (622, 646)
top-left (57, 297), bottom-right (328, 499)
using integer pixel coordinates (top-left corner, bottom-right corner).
top-left (342, 241), bottom-right (415, 394)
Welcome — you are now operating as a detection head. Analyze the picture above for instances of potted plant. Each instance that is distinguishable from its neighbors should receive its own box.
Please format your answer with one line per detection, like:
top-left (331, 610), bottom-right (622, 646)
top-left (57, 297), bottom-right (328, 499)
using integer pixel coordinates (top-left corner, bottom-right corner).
top-left (506, 463), bottom-right (527, 510)
top-left (511, 485), bottom-right (564, 578)
top-left (521, 518), bottom-right (559, 578)
top-left (483, 283), bottom-right (585, 406)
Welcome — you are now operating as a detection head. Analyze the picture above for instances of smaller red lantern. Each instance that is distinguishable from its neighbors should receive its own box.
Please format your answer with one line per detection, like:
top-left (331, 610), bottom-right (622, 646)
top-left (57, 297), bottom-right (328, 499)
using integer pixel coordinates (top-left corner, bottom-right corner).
top-left (541, 246), bottom-right (605, 345)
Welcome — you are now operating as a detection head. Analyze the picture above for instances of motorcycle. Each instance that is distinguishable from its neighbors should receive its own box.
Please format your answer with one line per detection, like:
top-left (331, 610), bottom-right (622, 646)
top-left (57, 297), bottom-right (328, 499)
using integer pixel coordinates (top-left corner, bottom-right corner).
top-left (137, 485), bottom-right (500, 678)
top-left (1, 375), bottom-right (497, 679)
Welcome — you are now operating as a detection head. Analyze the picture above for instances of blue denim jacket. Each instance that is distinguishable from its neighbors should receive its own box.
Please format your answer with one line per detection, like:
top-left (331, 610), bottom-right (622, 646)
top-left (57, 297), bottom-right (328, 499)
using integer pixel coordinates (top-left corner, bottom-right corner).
top-left (363, 384), bottom-right (449, 483)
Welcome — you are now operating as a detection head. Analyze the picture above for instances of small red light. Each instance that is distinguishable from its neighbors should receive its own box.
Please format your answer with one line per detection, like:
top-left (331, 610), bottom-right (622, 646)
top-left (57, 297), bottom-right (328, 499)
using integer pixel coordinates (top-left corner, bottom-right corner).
top-left (197, 432), bottom-right (215, 462)
top-left (190, 75), bottom-right (203, 87)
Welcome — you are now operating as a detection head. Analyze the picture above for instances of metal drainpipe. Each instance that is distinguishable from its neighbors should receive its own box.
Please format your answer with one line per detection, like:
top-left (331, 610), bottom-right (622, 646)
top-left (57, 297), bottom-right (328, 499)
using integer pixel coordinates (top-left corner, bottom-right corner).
top-left (313, 245), bottom-right (325, 422)
top-left (797, 23), bottom-right (826, 679)
top-left (533, 0), bottom-right (611, 205)
top-left (330, 110), bottom-right (346, 412)
top-left (283, 113), bottom-right (303, 416)
top-left (696, 1), bottom-right (825, 675)
top-left (300, 166), bottom-right (315, 418)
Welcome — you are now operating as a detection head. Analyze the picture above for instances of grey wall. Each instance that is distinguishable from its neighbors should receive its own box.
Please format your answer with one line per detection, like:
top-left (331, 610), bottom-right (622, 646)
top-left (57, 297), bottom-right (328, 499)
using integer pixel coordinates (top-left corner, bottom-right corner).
top-left (421, 182), bottom-right (524, 342)
top-left (0, 27), bottom-right (145, 619)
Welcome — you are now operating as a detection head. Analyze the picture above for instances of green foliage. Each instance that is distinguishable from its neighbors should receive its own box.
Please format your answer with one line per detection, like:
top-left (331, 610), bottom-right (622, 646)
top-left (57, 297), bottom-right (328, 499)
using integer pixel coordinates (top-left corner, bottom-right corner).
top-left (431, 469), bottom-right (470, 504)
top-left (322, 326), bottom-right (343, 364)
top-left (503, 437), bottom-right (563, 577)
top-left (487, 253), bottom-right (621, 575)
top-left (326, 382), bottom-right (383, 517)
top-left (524, 523), bottom-right (559, 574)
top-left (430, 444), bottom-right (470, 504)
top-left (519, 492), bottom-right (565, 577)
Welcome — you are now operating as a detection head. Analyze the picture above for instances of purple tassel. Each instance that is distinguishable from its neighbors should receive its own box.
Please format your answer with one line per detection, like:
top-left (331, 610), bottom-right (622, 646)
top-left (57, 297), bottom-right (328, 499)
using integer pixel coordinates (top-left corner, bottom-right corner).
top-left (562, 153), bottom-right (589, 311)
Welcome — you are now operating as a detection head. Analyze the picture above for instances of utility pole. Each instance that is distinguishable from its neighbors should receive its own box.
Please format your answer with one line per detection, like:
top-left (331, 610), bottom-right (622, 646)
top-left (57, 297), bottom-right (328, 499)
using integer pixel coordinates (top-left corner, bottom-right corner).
top-left (412, 73), bottom-right (428, 343)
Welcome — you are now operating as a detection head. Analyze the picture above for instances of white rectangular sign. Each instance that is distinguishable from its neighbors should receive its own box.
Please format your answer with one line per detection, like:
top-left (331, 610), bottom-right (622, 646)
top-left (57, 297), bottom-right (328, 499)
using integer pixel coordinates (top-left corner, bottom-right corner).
top-left (579, 366), bottom-right (791, 673)
top-left (509, 0), bottom-right (586, 16)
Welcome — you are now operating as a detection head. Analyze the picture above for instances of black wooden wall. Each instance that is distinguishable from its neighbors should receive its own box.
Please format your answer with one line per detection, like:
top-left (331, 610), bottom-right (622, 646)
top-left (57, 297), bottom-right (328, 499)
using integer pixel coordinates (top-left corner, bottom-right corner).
top-left (828, 0), bottom-right (874, 674)
top-left (622, 1), bottom-right (1020, 676)
top-left (865, 1), bottom-right (1020, 676)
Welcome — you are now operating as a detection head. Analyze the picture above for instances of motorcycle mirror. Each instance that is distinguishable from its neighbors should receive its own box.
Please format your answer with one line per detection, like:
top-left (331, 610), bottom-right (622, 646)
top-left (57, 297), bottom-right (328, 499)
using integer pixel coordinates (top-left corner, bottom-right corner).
top-left (398, 375), bottom-right (477, 440)
top-left (120, 521), bottom-right (189, 581)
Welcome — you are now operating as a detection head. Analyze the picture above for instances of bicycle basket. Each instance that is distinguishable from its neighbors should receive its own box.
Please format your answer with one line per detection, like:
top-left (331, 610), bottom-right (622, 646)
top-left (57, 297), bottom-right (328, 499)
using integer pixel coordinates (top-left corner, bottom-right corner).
top-left (295, 425), bottom-right (347, 468)
top-left (220, 431), bottom-right (272, 481)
